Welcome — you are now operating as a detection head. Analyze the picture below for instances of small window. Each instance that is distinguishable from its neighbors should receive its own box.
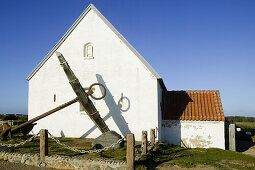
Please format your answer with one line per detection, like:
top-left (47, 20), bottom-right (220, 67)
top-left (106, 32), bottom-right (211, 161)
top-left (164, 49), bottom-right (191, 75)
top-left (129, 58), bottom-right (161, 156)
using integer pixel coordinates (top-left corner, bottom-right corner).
top-left (84, 43), bottom-right (94, 59)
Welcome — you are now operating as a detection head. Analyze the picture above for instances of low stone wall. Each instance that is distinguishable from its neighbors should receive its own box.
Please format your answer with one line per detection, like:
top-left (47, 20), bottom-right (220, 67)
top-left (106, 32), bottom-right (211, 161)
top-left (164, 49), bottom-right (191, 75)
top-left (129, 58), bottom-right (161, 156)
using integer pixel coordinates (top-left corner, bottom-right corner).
top-left (0, 151), bottom-right (126, 169)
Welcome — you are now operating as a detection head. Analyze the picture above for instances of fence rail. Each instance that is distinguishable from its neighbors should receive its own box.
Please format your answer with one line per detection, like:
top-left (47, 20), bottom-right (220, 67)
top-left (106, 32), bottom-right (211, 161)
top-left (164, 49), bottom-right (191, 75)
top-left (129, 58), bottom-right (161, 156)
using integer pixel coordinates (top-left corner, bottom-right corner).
top-left (0, 133), bottom-right (38, 147)
top-left (0, 128), bottom-right (157, 170)
top-left (48, 131), bottom-right (124, 153)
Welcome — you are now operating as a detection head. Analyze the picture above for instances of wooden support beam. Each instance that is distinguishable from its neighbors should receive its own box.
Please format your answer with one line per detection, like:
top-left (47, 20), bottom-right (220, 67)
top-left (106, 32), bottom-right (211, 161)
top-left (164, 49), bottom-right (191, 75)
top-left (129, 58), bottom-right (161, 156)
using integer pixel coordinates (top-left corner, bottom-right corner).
top-left (126, 133), bottom-right (135, 170)
top-left (40, 129), bottom-right (48, 162)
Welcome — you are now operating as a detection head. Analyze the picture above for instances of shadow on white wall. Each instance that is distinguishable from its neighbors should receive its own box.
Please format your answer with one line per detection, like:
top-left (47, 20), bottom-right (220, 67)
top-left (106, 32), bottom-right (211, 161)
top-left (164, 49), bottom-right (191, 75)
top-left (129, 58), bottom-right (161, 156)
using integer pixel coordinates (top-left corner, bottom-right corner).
top-left (80, 74), bottom-right (131, 137)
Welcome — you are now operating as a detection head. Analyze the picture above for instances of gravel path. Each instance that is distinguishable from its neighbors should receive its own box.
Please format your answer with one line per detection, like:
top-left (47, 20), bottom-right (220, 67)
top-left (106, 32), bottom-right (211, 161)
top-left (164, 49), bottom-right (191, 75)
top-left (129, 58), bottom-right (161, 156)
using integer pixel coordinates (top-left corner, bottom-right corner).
top-left (0, 160), bottom-right (54, 170)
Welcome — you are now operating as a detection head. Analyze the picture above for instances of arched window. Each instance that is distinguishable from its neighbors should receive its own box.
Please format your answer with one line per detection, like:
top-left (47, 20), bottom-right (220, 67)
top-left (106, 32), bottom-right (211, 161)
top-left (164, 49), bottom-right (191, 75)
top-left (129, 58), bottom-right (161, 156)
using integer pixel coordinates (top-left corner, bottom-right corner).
top-left (84, 43), bottom-right (94, 59)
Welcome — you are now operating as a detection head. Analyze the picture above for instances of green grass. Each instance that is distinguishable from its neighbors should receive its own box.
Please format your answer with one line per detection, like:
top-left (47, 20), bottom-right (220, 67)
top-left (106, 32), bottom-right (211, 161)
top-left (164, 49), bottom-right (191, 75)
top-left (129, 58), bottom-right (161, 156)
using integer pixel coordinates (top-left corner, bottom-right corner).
top-left (1, 136), bottom-right (255, 169)
top-left (136, 143), bottom-right (255, 169)
top-left (236, 122), bottom-right (255, 131)
top-left (0, 135), bottom-right (127, 161)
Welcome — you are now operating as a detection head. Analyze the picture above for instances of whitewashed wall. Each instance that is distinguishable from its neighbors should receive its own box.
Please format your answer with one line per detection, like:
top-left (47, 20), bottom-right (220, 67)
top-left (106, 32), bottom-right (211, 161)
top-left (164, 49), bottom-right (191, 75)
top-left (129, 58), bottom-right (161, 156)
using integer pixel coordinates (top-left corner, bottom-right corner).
top-left (28, 8), bottom-right (161, 140)
top-left (162, 120), bottom-right (225, 149)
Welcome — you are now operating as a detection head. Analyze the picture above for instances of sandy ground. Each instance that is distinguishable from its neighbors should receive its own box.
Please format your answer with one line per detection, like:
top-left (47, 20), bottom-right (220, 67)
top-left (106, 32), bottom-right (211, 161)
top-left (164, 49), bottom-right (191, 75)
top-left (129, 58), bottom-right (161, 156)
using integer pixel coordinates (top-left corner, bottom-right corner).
top-left (242, 144), bottom-right (255, 157)
top-left (237, 140), bottom-right (255, 157)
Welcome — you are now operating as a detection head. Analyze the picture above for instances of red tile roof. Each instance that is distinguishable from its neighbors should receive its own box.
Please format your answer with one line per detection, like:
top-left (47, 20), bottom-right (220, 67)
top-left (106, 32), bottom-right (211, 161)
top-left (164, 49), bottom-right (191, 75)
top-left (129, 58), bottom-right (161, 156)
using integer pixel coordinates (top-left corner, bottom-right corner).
top-left (163, 90), bottom-right (225, 121)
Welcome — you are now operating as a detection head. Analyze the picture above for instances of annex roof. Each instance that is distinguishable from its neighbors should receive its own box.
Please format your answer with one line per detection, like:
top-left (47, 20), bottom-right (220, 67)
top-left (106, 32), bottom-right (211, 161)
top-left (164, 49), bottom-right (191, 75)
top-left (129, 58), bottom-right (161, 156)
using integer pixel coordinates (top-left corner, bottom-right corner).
top-left (26, 4), bottom-right (161, 81)
top-left (164, 90), bottom-right (225, 121)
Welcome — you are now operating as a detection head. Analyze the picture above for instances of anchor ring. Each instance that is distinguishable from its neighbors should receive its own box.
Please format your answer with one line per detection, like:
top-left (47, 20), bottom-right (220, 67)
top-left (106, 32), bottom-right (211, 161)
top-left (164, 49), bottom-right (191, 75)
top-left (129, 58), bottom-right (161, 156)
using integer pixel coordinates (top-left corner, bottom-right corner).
top-left (88, 83), bottom-right (106, 100)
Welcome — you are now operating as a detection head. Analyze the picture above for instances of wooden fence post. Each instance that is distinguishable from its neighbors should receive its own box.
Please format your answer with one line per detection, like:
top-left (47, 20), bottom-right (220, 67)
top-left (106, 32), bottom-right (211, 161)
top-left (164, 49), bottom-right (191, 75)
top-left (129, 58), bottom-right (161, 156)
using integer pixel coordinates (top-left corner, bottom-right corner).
top-left (126, 133), bottom-right (135, 170)
top-left (150, 129), bottom-right (155, 146)
top-left (142, 131), bottom-right (147, 155)
top-left (40, 129), bottom-right (48, 162)
top-left (229, 124), bottom-right (236, 151)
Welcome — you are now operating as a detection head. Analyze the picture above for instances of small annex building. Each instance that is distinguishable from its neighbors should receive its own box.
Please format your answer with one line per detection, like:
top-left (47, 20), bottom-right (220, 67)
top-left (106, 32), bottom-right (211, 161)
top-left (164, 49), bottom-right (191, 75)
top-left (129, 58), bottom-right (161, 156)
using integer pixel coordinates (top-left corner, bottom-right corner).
top-left (26, 4), bottom-right (225, 148)
top-left (162, 90), bottom-right (225, 149)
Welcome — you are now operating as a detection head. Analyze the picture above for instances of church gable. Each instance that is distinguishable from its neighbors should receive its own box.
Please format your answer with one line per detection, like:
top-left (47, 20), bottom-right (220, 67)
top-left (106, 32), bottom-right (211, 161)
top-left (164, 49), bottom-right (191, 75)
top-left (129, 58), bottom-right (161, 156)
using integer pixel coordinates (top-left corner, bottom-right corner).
top-left (27, 4), bottom-right (162, 140)
top-left (26, 4), bottom-right (161, 81)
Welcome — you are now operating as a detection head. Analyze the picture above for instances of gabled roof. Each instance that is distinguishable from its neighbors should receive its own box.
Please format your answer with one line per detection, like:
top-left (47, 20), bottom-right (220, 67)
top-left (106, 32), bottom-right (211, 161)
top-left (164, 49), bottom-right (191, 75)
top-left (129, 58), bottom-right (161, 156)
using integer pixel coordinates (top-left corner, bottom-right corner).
top-left (26, 4), bottom-right (161, 81)
top-left (164, 90), bottom-right (225, 121)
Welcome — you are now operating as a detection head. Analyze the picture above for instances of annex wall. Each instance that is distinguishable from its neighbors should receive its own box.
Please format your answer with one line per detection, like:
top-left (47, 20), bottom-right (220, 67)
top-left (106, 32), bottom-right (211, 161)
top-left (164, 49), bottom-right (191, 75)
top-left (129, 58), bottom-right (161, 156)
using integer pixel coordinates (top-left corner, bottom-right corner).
top-left (162, 120), bottom-right (225, 149)
top-left (28, 7), bottom-right (159, 141)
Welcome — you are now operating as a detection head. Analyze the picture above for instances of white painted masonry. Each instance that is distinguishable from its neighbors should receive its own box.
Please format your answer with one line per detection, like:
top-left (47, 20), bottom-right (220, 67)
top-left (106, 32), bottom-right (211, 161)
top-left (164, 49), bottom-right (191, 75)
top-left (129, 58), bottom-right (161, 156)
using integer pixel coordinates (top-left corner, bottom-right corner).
top-left (162, 120), bottom-right (225, 149)
top-left (27, 4), bottom-right (164, 141)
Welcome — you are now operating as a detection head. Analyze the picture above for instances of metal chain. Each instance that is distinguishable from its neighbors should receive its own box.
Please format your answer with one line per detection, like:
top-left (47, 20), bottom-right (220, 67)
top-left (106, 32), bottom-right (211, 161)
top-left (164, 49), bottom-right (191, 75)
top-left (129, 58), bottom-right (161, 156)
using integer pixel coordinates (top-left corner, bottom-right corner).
top-left (147, 142), bottom-right (150, 147)
top-left (48, 132), bottom-right (124, 153)
top-left (0, 133), bottom-right (39, 148)
top-left (141, 140), bottom-right (144, 151)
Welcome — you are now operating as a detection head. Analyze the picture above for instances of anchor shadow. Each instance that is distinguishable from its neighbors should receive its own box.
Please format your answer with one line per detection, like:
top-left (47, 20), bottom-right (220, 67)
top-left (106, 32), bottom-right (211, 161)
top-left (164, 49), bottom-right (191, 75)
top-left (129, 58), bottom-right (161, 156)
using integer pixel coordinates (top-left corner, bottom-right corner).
top-left (80, 74), bottom-right (131, 137)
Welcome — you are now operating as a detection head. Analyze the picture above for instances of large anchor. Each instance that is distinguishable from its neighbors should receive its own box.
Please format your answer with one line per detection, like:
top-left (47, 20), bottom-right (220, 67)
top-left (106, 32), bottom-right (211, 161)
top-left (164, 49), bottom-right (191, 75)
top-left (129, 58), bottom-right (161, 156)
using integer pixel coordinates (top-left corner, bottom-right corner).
top-left (56, 52), bottom-right (110, 133)
top-left (1, 52), bottom-right (122, 149)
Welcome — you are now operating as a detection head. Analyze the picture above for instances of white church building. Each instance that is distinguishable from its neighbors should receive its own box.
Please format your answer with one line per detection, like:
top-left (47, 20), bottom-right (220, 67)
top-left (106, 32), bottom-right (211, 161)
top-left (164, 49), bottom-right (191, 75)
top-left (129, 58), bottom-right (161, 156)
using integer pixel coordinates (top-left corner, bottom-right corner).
top-left (27, 4), bottom-right (225, 148)
top-left (27, 4), bottom-right (165, 141)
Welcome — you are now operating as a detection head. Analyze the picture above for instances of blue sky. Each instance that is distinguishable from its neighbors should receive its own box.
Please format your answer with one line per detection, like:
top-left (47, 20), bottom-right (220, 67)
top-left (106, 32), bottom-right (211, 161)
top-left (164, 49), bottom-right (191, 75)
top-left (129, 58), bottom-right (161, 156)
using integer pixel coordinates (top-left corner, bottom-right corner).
top-left (0, 0), bottom-right (254, 117)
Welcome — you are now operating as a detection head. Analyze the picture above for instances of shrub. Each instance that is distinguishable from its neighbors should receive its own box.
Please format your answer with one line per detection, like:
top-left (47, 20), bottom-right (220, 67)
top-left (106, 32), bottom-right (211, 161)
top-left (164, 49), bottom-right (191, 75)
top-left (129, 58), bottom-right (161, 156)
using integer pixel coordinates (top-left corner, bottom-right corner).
top-left (2, 114), bottom-right (18, 120)
top-left (252, 136), bottom-right (255, 142)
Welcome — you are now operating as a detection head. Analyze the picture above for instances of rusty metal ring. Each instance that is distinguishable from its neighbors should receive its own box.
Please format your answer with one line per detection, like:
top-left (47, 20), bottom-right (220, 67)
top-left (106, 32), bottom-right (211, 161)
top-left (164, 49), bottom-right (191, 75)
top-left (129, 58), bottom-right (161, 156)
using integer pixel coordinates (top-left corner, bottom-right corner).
top-left (88, 83), bottom-right (106, 100)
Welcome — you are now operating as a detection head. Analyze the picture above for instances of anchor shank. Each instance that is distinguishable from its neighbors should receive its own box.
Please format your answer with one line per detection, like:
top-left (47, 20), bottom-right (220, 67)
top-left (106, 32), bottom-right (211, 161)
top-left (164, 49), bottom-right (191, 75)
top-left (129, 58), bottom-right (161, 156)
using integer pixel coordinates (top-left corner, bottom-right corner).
top-left (56, 52), bottom-right (110, 133)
